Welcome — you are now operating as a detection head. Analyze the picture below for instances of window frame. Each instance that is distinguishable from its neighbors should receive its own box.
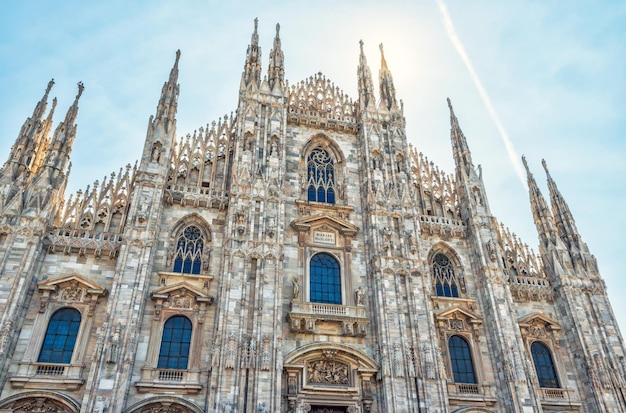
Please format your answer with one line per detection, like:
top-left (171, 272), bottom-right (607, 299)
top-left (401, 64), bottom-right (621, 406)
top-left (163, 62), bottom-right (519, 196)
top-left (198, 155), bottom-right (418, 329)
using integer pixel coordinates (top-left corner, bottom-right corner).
top-left (37, 307), bottom-right (82, 365)
top-left (448, 334), bottom-right (478, 384)
top-left (530, 340), bottom-right (561, 389)
top-left (157, 315), bottom-right (193, 370)
top-left (308, 252), bottom-right (342, 305)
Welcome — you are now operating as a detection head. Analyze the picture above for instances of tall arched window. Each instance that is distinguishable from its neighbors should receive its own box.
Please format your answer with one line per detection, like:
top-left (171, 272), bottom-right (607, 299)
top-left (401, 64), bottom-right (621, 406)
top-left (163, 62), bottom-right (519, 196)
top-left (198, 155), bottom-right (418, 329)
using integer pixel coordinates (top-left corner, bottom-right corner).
top-left (158, 316), bottom-right (192, 370)
top-left (448, 335), bottom-right (477, 384)
top-left (531, 342), bottom-right (560, 388)
top-left (307, 148), bottom-right (336, 204)
top-left (310, 253), bottom-right (341, 304)
top-left (38, 308), bottom-right (81, 364)
top-left (173, 225), bottom-right (204, 274)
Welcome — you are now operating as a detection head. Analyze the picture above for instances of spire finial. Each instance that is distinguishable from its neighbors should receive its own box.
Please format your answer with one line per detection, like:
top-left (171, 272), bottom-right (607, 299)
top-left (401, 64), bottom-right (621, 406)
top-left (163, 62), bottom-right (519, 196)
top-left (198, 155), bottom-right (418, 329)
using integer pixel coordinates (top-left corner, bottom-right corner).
top-left (175, 49), bottom-right (181, 66)
top-left (252, 17), bottom-right (259, 45)
top-left (46, 79), bottom-right (55, 96)
top-left (522, 155), bottom-right (530, 174)
top-left (359, 39), bottom-right (364, 51)
top-left (541, 158), bottom-right (550, 176)
top-left (276, 22), bottom-right (280, 36)
top-left (76, 81), bottom-right (84, 100)
top-left (379, 43), bottom-right (388, 70)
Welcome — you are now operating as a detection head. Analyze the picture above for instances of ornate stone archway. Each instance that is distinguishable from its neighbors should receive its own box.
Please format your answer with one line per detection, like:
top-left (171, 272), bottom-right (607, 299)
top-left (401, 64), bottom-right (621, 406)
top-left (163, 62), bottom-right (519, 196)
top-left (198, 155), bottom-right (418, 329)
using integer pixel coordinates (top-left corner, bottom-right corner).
top-left (283, 343), bottom-right (378, 413)
top-left (124, 396), bottom-right (203, 413)
top-left (0, 391), bottom-right (80, 413)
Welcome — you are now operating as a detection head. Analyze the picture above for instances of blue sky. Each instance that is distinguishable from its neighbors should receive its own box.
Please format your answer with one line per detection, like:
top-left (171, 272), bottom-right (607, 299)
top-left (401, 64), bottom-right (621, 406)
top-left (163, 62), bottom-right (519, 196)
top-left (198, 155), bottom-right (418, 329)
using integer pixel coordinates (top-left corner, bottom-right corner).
top-left (1, 1), bottom-right (625, 332)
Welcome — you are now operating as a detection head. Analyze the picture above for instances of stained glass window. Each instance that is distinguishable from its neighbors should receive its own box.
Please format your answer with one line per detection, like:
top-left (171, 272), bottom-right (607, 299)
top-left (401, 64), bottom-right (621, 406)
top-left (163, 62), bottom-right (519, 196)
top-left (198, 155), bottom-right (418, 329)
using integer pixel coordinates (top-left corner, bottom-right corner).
top-left (157, 316), bottom-right (192, 370)
top-left (310, 253), bottom-right (341, 304)
top-left (38, 308), bottom-right (81, 364)
top-left (531, 341), bottom-right (560, 388)
top-left (173, 225), bottom-right (204, 274)
top-left (307, 148), bottom-right (336, 204)
top-left (449, 335), bottom-right (476, 384)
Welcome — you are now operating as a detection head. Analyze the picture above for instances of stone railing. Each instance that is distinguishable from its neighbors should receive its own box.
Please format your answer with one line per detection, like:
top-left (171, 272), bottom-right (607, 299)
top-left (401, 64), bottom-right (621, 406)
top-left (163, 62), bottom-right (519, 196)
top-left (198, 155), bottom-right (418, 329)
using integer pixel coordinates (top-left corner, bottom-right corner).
top-left (457, 383), bottom-right (480, 394)
top-left (541, 388), bottom-right (566, 399)
top-left (166, 184), bottom-right (229, 209)
top-left (46, 229), bottom-right (122, 258)
top-left (288, 301), bottom-right (369, 337)
top-left (10, 363), bottom-right (84, 390)
top-left (135, 367), bottom-right (202, 394)
top-left (509, 275), bottom-right (554, 303)
top-left (418, 215), bottom-right (466, 238)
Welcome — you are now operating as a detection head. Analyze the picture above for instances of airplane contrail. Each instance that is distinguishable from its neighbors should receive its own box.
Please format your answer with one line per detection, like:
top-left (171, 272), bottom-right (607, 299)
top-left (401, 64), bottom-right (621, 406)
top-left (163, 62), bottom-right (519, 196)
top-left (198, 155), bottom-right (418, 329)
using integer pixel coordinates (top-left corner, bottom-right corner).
top-left (435, 0), bottom-right (527, 189)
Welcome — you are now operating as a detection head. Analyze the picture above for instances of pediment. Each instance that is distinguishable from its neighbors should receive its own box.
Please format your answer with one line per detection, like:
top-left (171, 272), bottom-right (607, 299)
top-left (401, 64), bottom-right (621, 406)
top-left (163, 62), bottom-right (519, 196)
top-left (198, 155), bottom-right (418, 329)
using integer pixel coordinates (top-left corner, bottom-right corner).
top-left (518, 312), bottom-right (561, 330)
top-left (435, 305), bottom-right (482, 324)
top-left (152, 281), bottom-right (213, 304)
top-left (291, 213), bottom-right (358, 236)
top-left (38, 273), bottom-right (107, 298)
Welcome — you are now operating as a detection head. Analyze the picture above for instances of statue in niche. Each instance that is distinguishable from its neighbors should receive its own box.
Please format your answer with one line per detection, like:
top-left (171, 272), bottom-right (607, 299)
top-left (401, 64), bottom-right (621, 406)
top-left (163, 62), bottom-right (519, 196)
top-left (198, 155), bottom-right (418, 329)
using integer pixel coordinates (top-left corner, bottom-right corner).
top-left (150, 143), bottom-right (162, 164)
top-left (292, 276), bottom-right (300, 301)
top-left (355, 286), bottom-right (365, 306)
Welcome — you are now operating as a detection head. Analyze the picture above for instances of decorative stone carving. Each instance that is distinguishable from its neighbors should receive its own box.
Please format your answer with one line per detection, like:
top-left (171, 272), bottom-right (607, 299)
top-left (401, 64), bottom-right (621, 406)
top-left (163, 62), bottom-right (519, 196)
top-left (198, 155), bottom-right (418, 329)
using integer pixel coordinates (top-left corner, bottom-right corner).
top-left (306, 359), bottom-right (350, 385)
top-left (354, 286), bottom-right (365, 306)
top-left (292, 276), bottom-right (301, 301)
top-left (225, 332), bottom-right (238, 369)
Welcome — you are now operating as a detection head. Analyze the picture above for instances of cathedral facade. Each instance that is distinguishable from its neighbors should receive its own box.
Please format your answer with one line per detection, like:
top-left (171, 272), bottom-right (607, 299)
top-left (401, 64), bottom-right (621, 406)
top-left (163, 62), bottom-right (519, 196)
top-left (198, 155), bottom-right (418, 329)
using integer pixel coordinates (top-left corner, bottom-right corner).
top-left (0, 20), bottom-right (624, 413)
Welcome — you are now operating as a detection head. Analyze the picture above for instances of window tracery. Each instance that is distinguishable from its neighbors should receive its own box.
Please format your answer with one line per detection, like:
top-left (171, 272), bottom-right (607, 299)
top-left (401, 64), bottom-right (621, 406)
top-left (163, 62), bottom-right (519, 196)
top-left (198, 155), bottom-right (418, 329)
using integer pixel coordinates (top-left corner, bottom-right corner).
top-left (307, 148), bottom-right (336, 204)
top-left (173, 225), bottom-right (204, 274)
top-left (432, 253), bottom-right (463, 297)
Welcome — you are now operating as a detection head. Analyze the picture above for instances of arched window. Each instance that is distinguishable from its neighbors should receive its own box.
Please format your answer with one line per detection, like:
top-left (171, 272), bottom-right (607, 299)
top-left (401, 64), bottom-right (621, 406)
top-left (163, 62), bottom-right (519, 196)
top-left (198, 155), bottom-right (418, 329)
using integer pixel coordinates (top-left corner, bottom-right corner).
top-left (531, 342), bottom-right (560, 388)
top-left (158, 316), bottom-right (192, 370)
top-left (432, 253), bottom-right (459, 297)
top-left (448, 335), bottom-right (477, 384)
top-left (38, 308), bottom-right (81, 364)
top-left (307, 148), bottom-right (336, 204)
top-left (310, 253), bottom-right (341, 304)
top-left (173, 225), bottom-right (204, 274)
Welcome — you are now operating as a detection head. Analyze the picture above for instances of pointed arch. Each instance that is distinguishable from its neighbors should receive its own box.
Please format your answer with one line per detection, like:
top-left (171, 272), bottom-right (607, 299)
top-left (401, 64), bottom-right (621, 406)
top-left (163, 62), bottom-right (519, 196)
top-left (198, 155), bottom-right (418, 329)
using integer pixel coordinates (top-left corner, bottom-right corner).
top-left (169, 214), bottom-right (212, 274)
top-left (302, 133), bottom-right (345, 164)
top-left (427, 243), bottom-right (466, 297)
top-left (301, 134), bottom-right (345, 204)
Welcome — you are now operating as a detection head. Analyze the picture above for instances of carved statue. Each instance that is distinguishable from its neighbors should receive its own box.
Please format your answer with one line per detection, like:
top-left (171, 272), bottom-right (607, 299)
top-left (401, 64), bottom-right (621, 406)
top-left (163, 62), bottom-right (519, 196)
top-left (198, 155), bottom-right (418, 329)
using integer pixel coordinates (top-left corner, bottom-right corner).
top-left (292, 276), bottom-right (301, 301)
top-left (355, 286), bottom-right (365, 306)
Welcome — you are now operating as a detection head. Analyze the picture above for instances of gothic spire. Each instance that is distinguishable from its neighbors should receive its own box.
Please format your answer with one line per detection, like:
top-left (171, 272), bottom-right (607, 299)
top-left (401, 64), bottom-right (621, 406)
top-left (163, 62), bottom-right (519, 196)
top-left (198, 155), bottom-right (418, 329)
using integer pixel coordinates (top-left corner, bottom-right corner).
top-left (542, 159), bottom-right (582, 249)
top-left (523, 156), bottom-right (557, 248)
top-left (378, 43), bottom-right (398, 112)
top-left (267, 23), bottom-right (285, 92)
top-left (46, 81), bottom-right (84, 171)
top-left (357, 40), bottom-right (375, 110)
top-left (448, 98), bottom-right (475, 178)
top-left (3, 79), bottom-right (55, 176)
top-left (152, 50), bottom-right (180, 134)
top-left (242, 18), bottom-right (262, 88)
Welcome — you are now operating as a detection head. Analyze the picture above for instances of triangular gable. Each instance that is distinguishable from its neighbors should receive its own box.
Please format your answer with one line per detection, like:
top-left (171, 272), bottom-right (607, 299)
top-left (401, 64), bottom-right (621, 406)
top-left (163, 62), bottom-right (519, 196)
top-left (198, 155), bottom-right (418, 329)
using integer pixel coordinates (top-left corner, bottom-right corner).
top-left (291, 213), bottom-right (359, 236)
top-left (518, 312), bottom-right (561, 331)
top-left (435, 305), bottom-right (483, 325)
top-left (38, 273), bottom-right (107, 297)
top-left (152, 281), bottom-right (213, 304)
